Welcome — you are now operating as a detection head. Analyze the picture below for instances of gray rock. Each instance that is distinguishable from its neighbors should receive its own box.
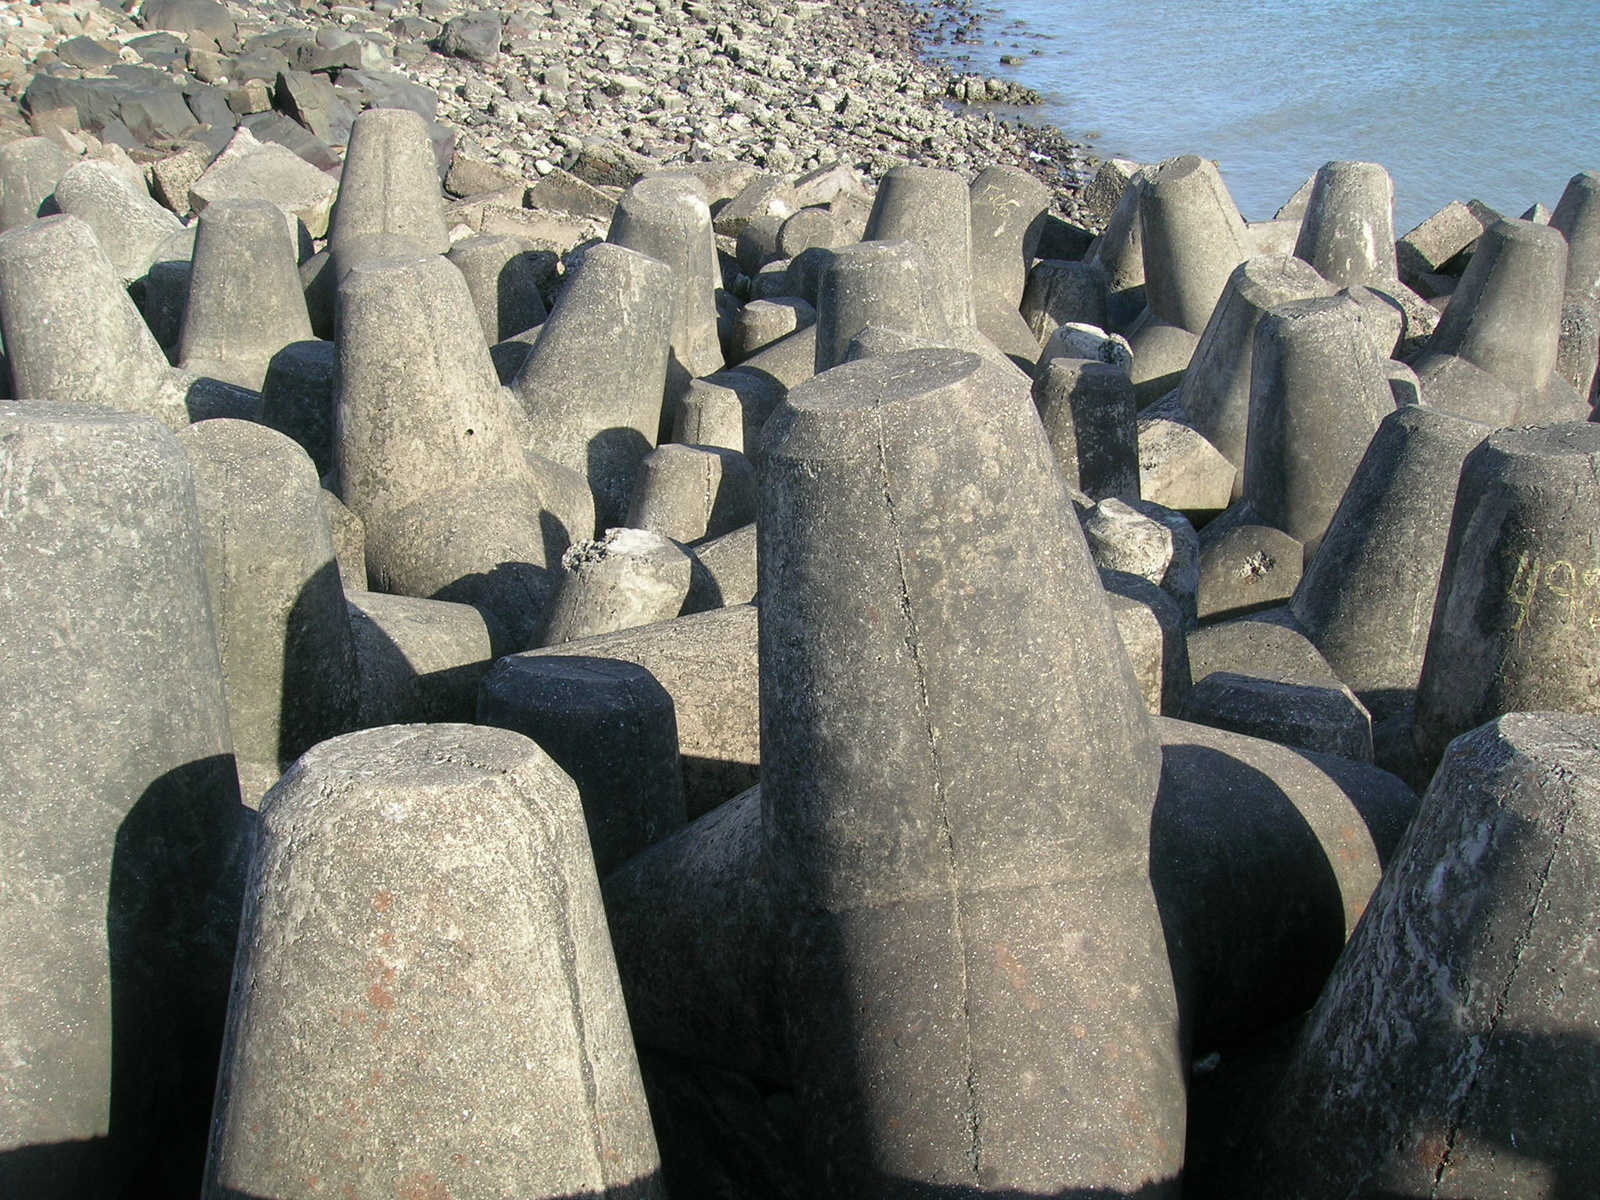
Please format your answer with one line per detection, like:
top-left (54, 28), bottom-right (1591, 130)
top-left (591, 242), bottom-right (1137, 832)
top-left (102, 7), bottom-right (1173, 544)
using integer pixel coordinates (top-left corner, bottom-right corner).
top-left (441, 9), bottom-right (504, 62)
top-left (179, 198), bottom-right (313, 391)
top-left (273, 69), bottom-right (354, 146)
top-left (189, 128), bottom-right (338, 238)
top-left (511, 243), bottom-right (675, 529)
top-left (1413, 423), bottom-right (1600, 772)
top-left (201, 724), bottom-right (664, 1200)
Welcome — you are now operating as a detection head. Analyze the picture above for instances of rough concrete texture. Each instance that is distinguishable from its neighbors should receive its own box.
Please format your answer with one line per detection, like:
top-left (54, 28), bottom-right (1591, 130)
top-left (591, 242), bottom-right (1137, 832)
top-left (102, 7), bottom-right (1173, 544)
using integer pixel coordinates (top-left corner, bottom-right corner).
top-left (1291, 161), bottom-right (1398, 289)
top-left (512, 242), bottom-right (675, 530)
top-left (179, 198), bottom-right (314, 391)
top-left (1136, 392), bottom-right (1238, 517)
top-left (1395, 199), bottom-right (1490, 284)
top-left (1176, 255), bottom-right (1334, 487)
top-left (51, 157), bottom-right (184, 284)
top-left (0, 214), bottom-right (191, 427)
top-left (813, 237), bottom-right (950, 372)
top-left (1244, 294), bottom-right (1395, 555)
top-left (760, 348), bottom-right (1184, 1196)
top-left (608, 173), bottom-right (725, 382)
top-left (1238, 712), bottom-right (1600, 1200)
top-left (0, 400), bottom-right (246, 1199)
top-left (1181, 671), bottom-right (1374, 763)
top-left (684, 522), bottom-right (759, 613)
top-left (1136, 154), bottom-right (1251, 337)
top-left (1551, 170), bottom-right (1600, 398)
top-left (478, 654), bottom-right (686, 877)
top-left (0, 136), bottom-right (67, 231)
top-left (447, 232), bottom-right (548, 343)
top-left (177, 419), bottom-right (358, 805)
top-left (1086, 163), bottom-right (1152, 329)
top-left (258, 339), bottom-right (339, 477)
top-left (1412, 218), bottom-right (1590, 426)
top-left (862, 164), bottom-right (976, 331)
top-left (336, 252), bottom-right (557, 644)
top-left (528, 604), bottom-right (758, 818)
top-left (1021, 257), bottom-right (1110, 343)
top-left (968, 163), bottom-right (1050, 309)
top-left (671, 370), bottom-right (782, 457)
top-left (202, 724), bottom-right (664, 1200)
top-left (1187, 611), bottom-right (1336, 686)
top-left (346, 589), bottom-right (506, 727)
top-left (731, 296), bottom-right (815, 363)
top-left (1104, 569), bottom-right (1193, 715)
top-left (1413, 422), bottom-right (1600, 771)
top-left (624, 443), bottom-right (757, 545)
top-left (1290, 404), bottom-right (1489, 719)
top-left (322, 487), bottom-right (368, 591)
top-left (538, 527), bottom-right (694, 648)
top-left (326, 106), bottom-right (450, 270)
top-left (1197, 522), bottom-right (1304, 624)
top-left (1083, 496), bottom-right (1200, 626)
top-left (602, 787), bottom-right (786, 1082)
top-left (1039, 320), bottom-right (1133, 371)
top-left (1034, 355), bottom-right (1140, 500)
top-left (1151, 716), bottom-right (1415, 1054)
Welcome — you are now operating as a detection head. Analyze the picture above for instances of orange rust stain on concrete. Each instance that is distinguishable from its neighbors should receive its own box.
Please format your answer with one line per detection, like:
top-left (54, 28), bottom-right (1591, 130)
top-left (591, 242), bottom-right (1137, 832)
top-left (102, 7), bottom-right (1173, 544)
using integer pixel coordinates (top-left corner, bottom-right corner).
top-left (367, 982), bottom-right (397, 1011)
top-left (373, 890), bottom-right (395, 914)
top-left (992, 940), bottom-right (1043, 1011)
top-left (398, 1171), bottom-right (453, 1200)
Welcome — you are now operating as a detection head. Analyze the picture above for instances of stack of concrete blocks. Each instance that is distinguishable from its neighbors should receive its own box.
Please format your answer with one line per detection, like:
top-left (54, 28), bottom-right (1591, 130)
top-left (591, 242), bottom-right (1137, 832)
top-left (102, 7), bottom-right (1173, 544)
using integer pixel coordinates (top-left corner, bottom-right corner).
top-left (6, 108), bottom-right (1600, 1199)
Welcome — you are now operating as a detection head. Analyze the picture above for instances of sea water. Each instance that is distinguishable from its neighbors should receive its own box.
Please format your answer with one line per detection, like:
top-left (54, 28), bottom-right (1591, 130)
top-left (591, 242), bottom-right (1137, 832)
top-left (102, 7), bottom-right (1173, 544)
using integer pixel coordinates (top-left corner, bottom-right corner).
top-left (932, 0), bottom-right (1600, 231)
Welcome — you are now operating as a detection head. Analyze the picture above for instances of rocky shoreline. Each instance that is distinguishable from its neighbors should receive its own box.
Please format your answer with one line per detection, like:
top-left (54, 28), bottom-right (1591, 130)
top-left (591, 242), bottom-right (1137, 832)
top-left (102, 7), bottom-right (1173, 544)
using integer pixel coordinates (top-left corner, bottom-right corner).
top-left (0, 0), bottom-right (1099, 226)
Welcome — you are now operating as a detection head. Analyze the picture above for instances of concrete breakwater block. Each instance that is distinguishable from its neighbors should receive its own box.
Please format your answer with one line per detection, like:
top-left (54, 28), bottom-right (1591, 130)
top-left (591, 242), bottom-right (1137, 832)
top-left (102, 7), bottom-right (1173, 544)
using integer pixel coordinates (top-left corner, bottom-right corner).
top-left (1237, 712), bottom-right (1600, 1199)
top-left (202, 724), bottom-right (664, 1200)
top-left (759, 348), bottom-right (1184, 1195)
top-left (1033, 355), bottom-right (1140, 501)
top-left (177, 418), bottom-right (358, 805)
top-left (1413, 422), bottom-right (1600, 772)
top-left (335, 251), bottom-right (559, 646)
top-left (0, 401), bottom-right (247, 1198)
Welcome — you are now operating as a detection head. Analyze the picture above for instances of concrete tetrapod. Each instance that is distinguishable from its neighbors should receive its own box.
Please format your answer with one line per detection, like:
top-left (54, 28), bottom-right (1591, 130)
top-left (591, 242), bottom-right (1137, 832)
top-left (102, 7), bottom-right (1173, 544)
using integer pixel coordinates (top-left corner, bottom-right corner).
top-left (201, 724), bottom-right (665, 1200)
top-left (446, 232), bottom-right (548, 342)
top-left (0, 136), bottom-right (66, 231)
top-left (624, 442), bottom-right (756, 544)
top-left (1237, 712), bottom-right (1600, 1200)
top-left (862, 165), bottom-right (976, 331)
top-left (335, 252), bottom-right (560, 645)
top-left (179, 197), bottom-right (314, 391)
top-left (1411, 218), bottom-right (1589, 426)
top-left (326, 106), bottom-right (451, 276)
top-left (1412, 422), bottom-right (1600, 772)
top-left (813, 238), bottom-right (950, 373)
top-left (1032, 356), bottom-right (1140, 500)
top-left (1174, 255), bottom-right (1334, 490)
top-left (1290, 161), bottom-right (1398, 289)
top-left (51, 158), bottom-right (184, 284)
top-left (608, 173), bottom-right (725, 384)
top-left (1084, 164), bottom-right (1151, 331)
top-left (759, 348), bottom-right (1184, 1197)
top-left (0, 214), bottom-right (192, 427)
top-left (1289, 404), bottom-right (1489, 729)
top-left (537, 527), bottom-right (693, 647)
top-left (601, 718), bottom-right (1416, 1103)
top-left (1550, 169), bottom-right (1600, 398)
top-left (511, 243), bottom-right (675, 530)
top-left (478, 655), bottom-right (687, 877)
top-left (1130, 155), bottom-right (1251, 402)
top-left (176, 419), bottom-right (359, 805)
top-left (1243, 294), bottom-right (1395, 557)
top-left (967, 164), bottom-right (1050, 310)
top-left (0, 401), bottom-right (248, 1199)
